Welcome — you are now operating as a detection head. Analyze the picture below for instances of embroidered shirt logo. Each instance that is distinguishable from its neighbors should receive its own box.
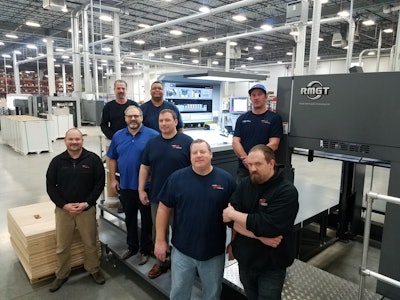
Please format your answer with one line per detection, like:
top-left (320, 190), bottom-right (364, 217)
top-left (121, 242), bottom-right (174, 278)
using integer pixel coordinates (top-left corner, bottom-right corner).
top-left (171, 144), bottom-right (182, 149)
top-left (82, 164), bottom-right (90, 169)
top-left (261, 120), bottom-right (271, 124)
top-left (211, 184), bottom-right (224, 190)
top-left (259, 198), bottom-right (268, 206)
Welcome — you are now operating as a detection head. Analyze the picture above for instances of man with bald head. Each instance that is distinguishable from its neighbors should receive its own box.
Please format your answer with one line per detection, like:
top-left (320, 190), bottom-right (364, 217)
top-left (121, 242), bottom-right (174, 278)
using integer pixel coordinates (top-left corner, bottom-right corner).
top-left (46, 128), bottom-right (106, 292)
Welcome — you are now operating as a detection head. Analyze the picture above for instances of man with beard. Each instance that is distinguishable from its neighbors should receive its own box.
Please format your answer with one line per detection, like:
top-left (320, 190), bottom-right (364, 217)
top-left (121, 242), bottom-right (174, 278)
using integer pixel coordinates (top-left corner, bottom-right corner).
top-left (140, 81), bottom-right (184, 132)
top-left (154, 139), bottom-right (236, 300)
top-left (107, 106), bottom-right (158, 264)
top-left (223, 144), bottom-right (299, 300)
top-left (100, 80), bottom-right (139, 212)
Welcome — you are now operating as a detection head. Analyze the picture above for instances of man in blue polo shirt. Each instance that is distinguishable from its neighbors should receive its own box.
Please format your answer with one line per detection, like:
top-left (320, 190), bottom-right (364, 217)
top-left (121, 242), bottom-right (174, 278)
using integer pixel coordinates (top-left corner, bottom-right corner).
top-left (107, 105), bottom-right (158, 264)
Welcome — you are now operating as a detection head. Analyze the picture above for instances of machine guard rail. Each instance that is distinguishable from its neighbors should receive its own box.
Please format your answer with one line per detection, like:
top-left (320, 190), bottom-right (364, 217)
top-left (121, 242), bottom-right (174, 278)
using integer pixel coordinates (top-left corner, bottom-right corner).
top-left (358, 191), bottom-right (400, 300)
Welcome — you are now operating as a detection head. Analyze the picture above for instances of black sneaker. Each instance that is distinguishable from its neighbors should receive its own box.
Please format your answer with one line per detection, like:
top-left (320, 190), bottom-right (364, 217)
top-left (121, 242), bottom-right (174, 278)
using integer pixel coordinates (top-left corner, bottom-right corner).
top-left (91, 270), bottom-right (105, 285)
top-left (49, 277), bottom-right (68, 292)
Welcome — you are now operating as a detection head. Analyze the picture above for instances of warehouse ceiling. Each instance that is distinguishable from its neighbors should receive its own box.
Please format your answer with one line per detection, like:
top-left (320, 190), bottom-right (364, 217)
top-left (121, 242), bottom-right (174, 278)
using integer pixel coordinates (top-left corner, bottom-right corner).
top-left (0, 0), bottom-right (399, 75)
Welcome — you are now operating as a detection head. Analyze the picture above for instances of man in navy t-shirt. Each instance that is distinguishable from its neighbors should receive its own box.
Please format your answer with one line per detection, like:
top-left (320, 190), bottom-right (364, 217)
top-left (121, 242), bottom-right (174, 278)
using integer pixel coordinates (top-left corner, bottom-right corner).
top-left (140, 81), bottom-right (184, 132)
top-left (232, 83), bottom-right (283, 181)
top-left (154, 139), bottom-right (236, 300)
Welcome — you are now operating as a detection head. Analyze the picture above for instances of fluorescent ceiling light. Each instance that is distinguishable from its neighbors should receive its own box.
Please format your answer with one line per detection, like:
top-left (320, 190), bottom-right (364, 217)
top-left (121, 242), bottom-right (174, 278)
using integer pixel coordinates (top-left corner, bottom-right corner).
top-left (126, 66), bottom-right (133, 69)
top-left (0, 42), bottom-right (5, 46)
top-left (170, 30), bottom-right (183, 36)
top-left (190, 48), bottom-right (199, 53)
top-left (383, 28), bottom-right (393, 33)
top-left (183, 70), bottom-right (266, 82)
top-left (289, 31), bottom-right (299, 36)
top-left (2, 54), bottom-right (11, 58)
top-left (286, 52), bottom-right (293, 56)
top-left (260, 24), bottom-right (272, 31)
top-left (26, 21), bottom-right (40, 27)
top-left (148, 53), bottom-right (155, 57)
top-left (164, 54), bottom-right (172, 59)
top-left (55, 64), bottom-right (61, 67)
top-left (192, 59), bottom-right (199, 64)
top-left (5, 33), bottom-right (18, 39)
top-left (241, 64), bottom-right (246, 68)
top-left (161, 47), bottom-right (166, 50)
top-left (102, 47), bottom-right (112, 52)
top-left (38, 53), bottom-right (45, 56)
top-left (277, 61), bottom-right (283, 64)
top-left (254, 45), bottom-right (263, 50)
top-left (229, 41), bottom-right (238, 46)
top-left (62, 55), bottom-right (69, 59)
top-left (318, 37), bottom-right (324, 41)
top-left (216, 52), bottom-right (224, 56)
top-left (104, 34), bottom-right (114, 39)
top-left (212, 61), bottom-right (219, 65)
top-left (27, 44), bottom-right (37, 49)
top-left (362, 20), bottom-right (375, 26)
top-left (129, 52), bottom-right (136, 55)
top-left (199, 6), bottom-right (210, 13)
top-left (198, 37), bottom-right (208, 42)
top-left (99, 14), bottom-right (113, 22)
top-left (134, 39), bottom-right (145, 45)
top-left (55, 48), bottom-right (65, 52)
top-left (337, 10), bottom-right (350, 17)
top-left (247, 57), bottom-right (254, 61)
top-left (232, 14), bottom-right (247, 22)
top-left (367, 51), bottom-right (375, 56)
top-left (5, 65), bottom-right (12, 68)
top-left (138, 23), bottom-right (151, 28)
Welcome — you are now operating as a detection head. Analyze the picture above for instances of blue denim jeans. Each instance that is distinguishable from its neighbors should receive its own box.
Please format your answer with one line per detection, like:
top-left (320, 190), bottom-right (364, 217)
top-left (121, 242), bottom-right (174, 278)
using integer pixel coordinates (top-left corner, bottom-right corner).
top-left (239, 265), bottom-right (286, 300)
top-left (170, 247), bottom-right (225, 300)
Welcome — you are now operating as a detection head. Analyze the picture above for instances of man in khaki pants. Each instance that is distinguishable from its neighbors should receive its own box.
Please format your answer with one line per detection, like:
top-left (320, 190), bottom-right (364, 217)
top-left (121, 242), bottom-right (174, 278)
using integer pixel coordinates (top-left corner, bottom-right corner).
top-left (46, 128), bottom-right (106, 292)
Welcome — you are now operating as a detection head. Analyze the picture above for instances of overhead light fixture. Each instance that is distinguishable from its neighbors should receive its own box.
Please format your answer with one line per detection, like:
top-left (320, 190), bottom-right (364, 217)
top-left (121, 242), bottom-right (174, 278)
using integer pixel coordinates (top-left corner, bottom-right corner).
top-left (164, 54), bottom-right (173, 59)
top-left (148, 53), bottom-right (155, 57)
top-left (277, 61), bottom-right (283, 64)
top-left (260, 24), bottom-right (272, 31)
top-left (317, 56), bottom-right (321, 60)
top-left (26, 21), bottom-right (40, 27)
top-left (199, 6), bottom-right (210, 13)
top-left (254, 45), bottom-right (263, 50)
top-left (38, 53), bottom-right (45, 56)
top-left (0, 42), bottom-right (5, 46)
top-left (99, 14), bottom-right (113, 22)
top-left (27, 44), bottom-right (37, 49)
top-left (232, 14), bottom-right (247, 22)
top-left (126, 66), bottom-right (133, 70)
top-left (247, 57), bottom-right (254, 61)
top-left (192, 59), bottom-right (199, 64)
top-left (337, 10), bottom-right (350, 17)
top-left (13, 50), bottom-right (21, 54)
top-left (138, 23), bottom-right (151, 28)
top-left (183, 70), bottom-right (267, 82)
top-left (229, 41), bottom-right (238, 46)
top-left (134, 39), bottom-right (145, 45)
top-left (61, 55), bottom-right (69, 59)
top-left (55, 48), bottom-right (65, 52)
top-left (5, 65), bottom-right (12, 68)
top-left (54, 64), bottom-right (61, 67)
top-left (362, 20), bottom-right (375, 26)
top-left (189, 48), bottom-right (199, 53)
top-left (170, 30), bottom-right (183, 36)
top-left (212, 61), bottom-right (219, 65)
top-left (161, 46), bottom-right (166, 50)
top-left (286, 52), bottom-right (293, 56)
top-left (289, 30), bottom-right (299, 36)
top-left (5, 33), bottom-right (18, 39)
top-left (383, 28), bottom-right (393, 33)
top-left (198, 37), bottom-right (208, 42)
top-left (367, 51), bottom-right (375, 56)
top-left (129, 52), bottom-right (136, 55)
top-left (318, 37), bottom-right (324, 41)
top-left (102, 47), bottom-right (112, 52)
top-left (321, 0), bottom-right (329, 3)
top-left (241, 64), bottom-right (246, 68)
top-left (216, 52), bottom-right (224, 56)
top-left (2, 54), bottom-right (11, 58)
top-left (104, 34), bottom-right (114, 39)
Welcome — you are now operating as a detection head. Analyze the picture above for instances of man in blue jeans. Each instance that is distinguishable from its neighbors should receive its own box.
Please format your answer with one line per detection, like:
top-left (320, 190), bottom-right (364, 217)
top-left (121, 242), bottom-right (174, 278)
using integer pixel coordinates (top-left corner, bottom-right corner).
top-left (223, 144), bottom-right (299, 300)
top-left (154, 139), bottom-right (236, 300)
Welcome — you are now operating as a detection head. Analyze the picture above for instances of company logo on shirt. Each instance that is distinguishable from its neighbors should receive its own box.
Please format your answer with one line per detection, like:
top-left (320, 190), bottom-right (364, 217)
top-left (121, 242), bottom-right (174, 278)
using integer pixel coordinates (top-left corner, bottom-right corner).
top-left (259, 198), bottom-right (268, 206)
top-left (211, 184), bottom-right (224, 190)
top-left (82, 164), bottom-right (90, 169)
top-left (242, 120), bottom-right (251, 123)
top-left (171, 144), bottom-right (182, 149)
top-left (261, 120), bottom-right (271, 124)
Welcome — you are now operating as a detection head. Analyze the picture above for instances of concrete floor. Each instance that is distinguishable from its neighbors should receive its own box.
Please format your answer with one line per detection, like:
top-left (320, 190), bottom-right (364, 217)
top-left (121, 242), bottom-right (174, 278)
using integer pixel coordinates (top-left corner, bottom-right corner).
top-left (0, 125), bottom-right (389, 299)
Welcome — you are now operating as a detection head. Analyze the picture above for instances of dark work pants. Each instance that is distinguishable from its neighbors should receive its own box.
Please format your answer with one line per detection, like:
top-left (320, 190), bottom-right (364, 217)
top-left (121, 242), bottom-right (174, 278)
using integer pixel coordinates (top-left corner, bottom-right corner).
top-left (119, 189), bottom-right (153, 255)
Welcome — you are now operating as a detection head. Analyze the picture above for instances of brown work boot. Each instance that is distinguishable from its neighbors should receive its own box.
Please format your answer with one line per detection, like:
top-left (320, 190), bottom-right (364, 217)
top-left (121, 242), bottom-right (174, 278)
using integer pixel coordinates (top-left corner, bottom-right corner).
top-left (49, 277), bottom-right (68, 292)
top-left (147, 263), bottom-right (168, 279)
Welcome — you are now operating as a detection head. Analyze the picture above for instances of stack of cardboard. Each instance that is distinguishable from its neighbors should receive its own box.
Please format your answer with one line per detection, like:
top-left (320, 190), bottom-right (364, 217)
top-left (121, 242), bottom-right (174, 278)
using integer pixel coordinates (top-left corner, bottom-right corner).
top-left (7, 201), bottom-right (89, 283)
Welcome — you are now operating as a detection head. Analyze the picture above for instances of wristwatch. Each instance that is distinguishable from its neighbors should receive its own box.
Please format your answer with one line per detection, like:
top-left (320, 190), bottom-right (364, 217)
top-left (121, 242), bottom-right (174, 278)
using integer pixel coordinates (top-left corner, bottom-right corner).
top-left (83, 202), bottom-right (90, 211)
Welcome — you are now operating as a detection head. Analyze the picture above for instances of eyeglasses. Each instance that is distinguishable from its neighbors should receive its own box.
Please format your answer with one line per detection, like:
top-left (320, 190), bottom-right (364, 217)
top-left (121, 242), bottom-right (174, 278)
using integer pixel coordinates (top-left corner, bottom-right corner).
top-left (125, 114), bottom-right (142, 118)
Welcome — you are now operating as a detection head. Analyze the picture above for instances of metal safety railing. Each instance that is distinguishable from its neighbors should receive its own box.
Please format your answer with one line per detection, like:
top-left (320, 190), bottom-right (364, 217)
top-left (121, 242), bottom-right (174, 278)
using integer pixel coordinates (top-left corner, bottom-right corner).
top-left (358, 191), bottom-right (400, 300)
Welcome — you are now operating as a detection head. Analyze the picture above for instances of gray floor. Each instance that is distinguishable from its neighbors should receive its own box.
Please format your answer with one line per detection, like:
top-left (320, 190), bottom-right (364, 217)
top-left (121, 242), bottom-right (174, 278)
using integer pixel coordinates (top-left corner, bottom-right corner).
top-left (0, 126), bottom-right (387, 299)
